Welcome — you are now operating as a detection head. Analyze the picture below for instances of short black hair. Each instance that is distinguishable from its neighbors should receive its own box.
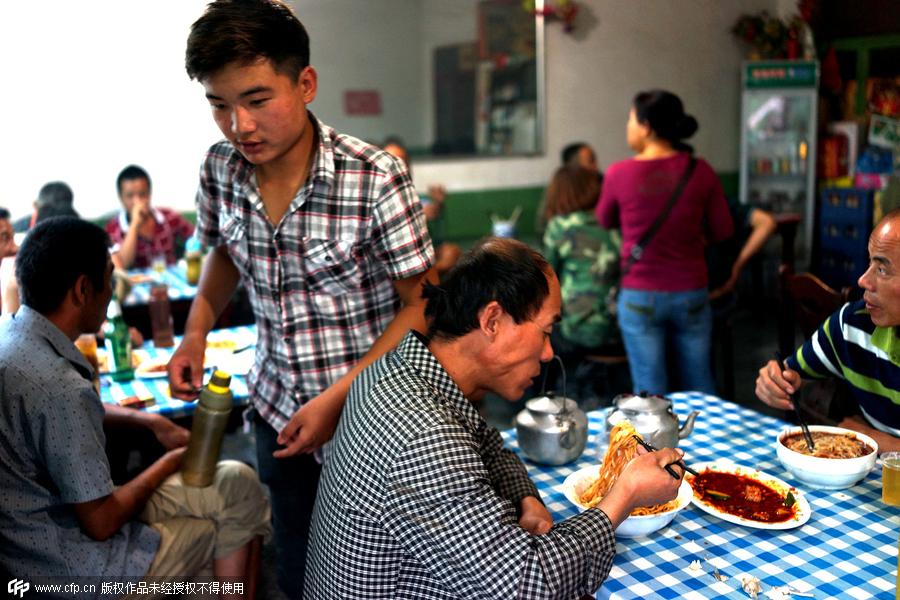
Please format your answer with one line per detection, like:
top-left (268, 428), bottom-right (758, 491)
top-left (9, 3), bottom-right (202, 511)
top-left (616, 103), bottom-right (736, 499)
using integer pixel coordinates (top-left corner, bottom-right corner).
top-left (561, 142), bottom-right (588, 166)
top-left (423, 237), bottom-right (552, 342)
top-left (35, 203), bottom-right (79, 223)
top-left (0, 207), bottom-right (9, 221)
top-left (185, 0), bottom-right (311, 82)
top-left (116, 164), bottom-right (151, 195)
top-left (36, 181), bottom-right (74, 210)
top-left (16, 217), bottom-right (110, 315)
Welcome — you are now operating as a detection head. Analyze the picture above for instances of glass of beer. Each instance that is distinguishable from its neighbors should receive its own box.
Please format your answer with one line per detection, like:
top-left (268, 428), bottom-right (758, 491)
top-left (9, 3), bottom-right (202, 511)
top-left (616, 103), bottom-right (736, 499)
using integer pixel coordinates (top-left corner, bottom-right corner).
top-left (74, 333), bottom-right (101, 393)
top-left (882, 452), bottom-right (900, 506)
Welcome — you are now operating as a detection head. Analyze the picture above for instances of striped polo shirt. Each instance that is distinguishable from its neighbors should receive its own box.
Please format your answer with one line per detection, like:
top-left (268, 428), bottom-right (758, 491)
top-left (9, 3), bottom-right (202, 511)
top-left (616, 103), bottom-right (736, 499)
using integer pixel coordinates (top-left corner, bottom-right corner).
top-left (786, 300), bottom-right (900, 432)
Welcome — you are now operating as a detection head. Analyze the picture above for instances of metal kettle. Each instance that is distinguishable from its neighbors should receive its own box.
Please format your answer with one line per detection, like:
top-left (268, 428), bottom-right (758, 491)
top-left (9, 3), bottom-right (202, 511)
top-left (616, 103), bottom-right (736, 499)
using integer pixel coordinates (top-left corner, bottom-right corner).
top-left (515, 357), bottom-right (588, 465)
top-left (605, 392), bottom-right (699, 449)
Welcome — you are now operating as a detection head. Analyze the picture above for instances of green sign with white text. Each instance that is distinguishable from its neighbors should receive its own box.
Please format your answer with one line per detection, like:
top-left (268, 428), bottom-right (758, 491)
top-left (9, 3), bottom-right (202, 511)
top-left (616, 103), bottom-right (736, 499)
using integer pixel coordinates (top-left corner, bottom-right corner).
top-left (744, 61), bottom-right (818, 89)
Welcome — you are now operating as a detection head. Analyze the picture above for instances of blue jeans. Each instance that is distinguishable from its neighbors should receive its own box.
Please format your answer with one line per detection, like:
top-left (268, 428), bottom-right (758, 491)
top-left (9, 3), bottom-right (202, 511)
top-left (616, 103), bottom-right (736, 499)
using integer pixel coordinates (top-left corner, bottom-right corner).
top-left (617, 287), bottom-right (715, 395)
top-left (255, 413), bottom-right (321, 598)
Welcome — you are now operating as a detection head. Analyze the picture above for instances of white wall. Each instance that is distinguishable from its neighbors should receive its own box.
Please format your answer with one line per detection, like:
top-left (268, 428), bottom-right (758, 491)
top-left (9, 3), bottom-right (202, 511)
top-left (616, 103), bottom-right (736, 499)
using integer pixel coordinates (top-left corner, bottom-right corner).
top-left (294, 0), bottom-right (426, 147)
top-left (0, 0), bottom-right (774, 222)
top-left (0, 1), bottom-right (218, 221)
top-left (412, 0), bottom-right (775, 192)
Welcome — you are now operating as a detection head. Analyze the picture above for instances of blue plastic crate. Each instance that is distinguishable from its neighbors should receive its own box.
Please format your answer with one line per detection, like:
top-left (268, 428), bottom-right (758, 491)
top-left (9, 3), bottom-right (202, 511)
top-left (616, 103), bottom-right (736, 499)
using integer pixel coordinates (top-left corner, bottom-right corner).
top-left (817, 251), bottom-right (868, 290)
top-left (818, 220), bottom-right (869, 257)
top-left (819, 188), bottom-right (874, 229)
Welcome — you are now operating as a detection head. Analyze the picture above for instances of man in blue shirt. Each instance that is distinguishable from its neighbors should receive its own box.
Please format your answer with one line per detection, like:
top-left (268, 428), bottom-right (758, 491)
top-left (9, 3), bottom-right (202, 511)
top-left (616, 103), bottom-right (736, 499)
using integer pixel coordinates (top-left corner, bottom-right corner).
top-left (0, 218), bottom-right (270, 597)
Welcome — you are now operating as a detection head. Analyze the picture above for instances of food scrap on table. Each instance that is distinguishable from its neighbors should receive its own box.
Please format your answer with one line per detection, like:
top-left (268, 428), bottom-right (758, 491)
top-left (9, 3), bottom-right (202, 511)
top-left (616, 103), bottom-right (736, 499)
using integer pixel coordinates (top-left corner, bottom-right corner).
top-left (739, 574), bottom-right (762, 598)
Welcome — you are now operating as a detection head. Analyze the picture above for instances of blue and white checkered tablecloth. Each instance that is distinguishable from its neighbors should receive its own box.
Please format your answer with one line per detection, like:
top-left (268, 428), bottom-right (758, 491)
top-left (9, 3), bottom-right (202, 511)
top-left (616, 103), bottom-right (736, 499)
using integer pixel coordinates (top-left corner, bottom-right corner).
top-left (503, 392), bottom-right (899, 599)
top-left (99, 325), bottom-right (256, 419)
top-left (122, 264), bottom-right (197, 306)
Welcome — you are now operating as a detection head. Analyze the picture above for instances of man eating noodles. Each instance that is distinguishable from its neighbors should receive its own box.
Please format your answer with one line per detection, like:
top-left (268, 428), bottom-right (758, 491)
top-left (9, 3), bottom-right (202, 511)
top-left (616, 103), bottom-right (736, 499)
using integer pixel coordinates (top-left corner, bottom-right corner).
top-left (756, 208), bottom-right (900, 453)
top-left (305, 238), bottom-right (685, 599)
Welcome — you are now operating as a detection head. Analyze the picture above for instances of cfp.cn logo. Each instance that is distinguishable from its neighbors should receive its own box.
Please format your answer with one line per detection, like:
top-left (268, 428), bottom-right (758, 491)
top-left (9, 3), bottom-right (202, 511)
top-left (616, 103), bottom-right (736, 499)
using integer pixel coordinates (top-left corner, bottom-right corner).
top-left (7, 579), bottom-right (29, 598)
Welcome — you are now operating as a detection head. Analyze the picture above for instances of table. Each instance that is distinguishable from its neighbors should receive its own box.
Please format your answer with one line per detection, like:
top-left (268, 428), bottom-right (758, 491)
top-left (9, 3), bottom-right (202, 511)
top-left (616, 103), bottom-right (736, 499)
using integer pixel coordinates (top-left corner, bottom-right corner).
top-left (99, 325), bottom-right (256, 419)
top-left (122, 263), bottom-right (197, 307)
top-left (503, 392), bottom-right (898, 599)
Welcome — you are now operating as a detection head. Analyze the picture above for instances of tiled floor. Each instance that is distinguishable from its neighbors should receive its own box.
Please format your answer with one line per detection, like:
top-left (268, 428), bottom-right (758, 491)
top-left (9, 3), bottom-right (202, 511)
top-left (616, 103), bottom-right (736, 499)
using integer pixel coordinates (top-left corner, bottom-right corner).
top-left (223, 303), bottom-right (784, 599)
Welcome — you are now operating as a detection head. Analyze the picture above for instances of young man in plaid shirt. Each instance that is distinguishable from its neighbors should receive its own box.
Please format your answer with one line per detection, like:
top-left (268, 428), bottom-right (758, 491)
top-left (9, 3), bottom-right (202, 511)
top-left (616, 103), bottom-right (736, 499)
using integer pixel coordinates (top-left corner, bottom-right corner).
top-left (170, 1), bottom-right (435, 595)
top-left (306, 239), bottom-right (685, 599)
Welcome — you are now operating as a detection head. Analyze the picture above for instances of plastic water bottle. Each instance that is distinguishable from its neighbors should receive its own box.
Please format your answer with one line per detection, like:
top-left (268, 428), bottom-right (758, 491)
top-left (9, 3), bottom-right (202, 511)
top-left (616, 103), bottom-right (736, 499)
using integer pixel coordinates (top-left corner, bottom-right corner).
top-left (181, 370), bottom-right (233, 487)
top-left (104, 295), bottom-right (133, 382)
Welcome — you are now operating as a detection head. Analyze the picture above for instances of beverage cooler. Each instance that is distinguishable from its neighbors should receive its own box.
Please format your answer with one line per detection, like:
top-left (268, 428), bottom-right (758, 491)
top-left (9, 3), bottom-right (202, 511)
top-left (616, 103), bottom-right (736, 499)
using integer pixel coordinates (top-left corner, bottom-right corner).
top-left (739, 60), bottom-right (819, 262)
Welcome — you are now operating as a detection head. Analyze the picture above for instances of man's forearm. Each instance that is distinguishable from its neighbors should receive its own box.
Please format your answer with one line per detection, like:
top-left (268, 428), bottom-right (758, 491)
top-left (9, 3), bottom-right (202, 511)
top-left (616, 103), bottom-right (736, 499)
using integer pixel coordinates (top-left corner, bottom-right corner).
top-left (305, 268), bottom-right (434, 412)
top-left (317, 299), bottom-right (430, 412)
top-left (103, 403), bottom-right (164, 431)
top-left (75, 451), bottom-right (181, 541)
top-left (183, 246), bottom-right (241, 338)
top-left (118, 226), bottom-right (139, 269)
top-left (840, 416), bottom-right (900, 453)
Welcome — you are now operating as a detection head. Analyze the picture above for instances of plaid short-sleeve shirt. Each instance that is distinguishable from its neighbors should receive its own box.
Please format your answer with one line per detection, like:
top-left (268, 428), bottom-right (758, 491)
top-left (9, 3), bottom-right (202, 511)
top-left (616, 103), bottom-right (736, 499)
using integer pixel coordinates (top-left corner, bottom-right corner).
top-left (106, 206), bottom-right (195, 268)
top-left (195, 113), bottom-right (434, 431)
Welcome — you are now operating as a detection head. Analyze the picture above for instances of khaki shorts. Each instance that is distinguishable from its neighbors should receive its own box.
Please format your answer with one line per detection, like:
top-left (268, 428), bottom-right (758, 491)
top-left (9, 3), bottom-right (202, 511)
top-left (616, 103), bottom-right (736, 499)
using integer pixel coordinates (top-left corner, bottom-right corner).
top-left (141, 460), bottom-right (272, 576)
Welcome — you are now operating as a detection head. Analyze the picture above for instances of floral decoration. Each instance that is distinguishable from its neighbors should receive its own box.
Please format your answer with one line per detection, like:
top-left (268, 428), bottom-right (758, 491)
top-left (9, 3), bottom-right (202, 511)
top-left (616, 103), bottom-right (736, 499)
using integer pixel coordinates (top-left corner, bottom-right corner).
top-left (523, 0), bottom-right (579, 34)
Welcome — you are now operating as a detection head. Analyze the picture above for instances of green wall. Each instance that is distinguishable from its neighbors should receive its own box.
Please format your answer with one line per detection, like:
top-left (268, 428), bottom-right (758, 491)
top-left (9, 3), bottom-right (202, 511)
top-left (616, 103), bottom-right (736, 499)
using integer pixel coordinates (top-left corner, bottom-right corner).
top-left (436, 170), bottom-right (739, 242)
top-left (112, 171), bottom-right (738, 245)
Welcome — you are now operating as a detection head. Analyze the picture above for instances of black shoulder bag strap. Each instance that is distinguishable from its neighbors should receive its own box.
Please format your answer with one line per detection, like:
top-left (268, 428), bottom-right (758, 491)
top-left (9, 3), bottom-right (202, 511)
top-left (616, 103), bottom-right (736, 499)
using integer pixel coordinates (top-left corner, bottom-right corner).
top-left (620, 156), bottom-right (697, 278)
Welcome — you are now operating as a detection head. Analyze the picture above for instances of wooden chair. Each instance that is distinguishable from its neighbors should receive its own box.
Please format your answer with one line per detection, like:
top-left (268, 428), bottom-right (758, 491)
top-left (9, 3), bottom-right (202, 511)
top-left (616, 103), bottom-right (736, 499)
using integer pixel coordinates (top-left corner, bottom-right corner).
top-left (778, 264), bottom-right (854, 423)
top-left (778, 264), bottom-right (853, 354)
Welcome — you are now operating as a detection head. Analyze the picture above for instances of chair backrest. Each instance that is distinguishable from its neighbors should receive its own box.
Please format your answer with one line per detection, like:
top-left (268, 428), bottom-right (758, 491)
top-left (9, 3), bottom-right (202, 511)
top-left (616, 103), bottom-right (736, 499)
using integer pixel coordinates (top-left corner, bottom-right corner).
top-left (778, 265), bottom-right (853, 353)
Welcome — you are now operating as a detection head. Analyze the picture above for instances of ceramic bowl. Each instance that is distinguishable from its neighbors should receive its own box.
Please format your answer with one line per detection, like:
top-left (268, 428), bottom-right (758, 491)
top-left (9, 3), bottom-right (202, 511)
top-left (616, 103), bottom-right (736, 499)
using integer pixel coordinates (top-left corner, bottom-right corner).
top-left (560, 466), bottom-right (692, 538)
top-left (775, 425), bottom-right (878, 490)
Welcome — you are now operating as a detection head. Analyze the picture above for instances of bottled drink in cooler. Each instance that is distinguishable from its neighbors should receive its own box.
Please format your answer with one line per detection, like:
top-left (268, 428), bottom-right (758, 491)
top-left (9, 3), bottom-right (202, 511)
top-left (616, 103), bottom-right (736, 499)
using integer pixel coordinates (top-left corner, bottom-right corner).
top-left (182, 370), bottom-right (233, 487)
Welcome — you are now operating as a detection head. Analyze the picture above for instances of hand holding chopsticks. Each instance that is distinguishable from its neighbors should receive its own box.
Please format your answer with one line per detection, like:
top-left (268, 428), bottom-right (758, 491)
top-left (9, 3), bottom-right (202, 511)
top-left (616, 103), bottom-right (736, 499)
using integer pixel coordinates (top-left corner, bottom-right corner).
top-left (632, 435), bottom-right (698, 479)
top-left (774, 351), bottom-right (816, 452)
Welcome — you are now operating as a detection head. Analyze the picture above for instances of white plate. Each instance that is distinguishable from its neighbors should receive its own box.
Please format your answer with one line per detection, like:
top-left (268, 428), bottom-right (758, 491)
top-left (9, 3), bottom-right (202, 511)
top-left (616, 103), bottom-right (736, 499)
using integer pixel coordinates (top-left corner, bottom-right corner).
top-left (559, 466), bottom-right (693, 538)
top-left (134, 356), bottom-right (171, 378)
top-left (687, 462), bottom-right (811, 530)
top-left (135, 355), bottom-right (222, 379)
top-left (97, 348), bottom-right (149, 374)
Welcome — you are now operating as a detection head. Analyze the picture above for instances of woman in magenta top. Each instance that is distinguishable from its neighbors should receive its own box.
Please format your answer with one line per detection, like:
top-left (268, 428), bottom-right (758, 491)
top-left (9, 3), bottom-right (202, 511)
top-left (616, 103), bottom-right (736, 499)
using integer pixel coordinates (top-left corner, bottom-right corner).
top-left (597, 90), bottom-right (733, 394)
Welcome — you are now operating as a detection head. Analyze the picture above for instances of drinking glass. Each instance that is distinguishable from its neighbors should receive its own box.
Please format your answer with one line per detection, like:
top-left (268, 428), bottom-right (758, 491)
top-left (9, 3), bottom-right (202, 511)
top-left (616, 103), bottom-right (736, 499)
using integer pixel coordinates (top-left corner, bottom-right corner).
top-left (74, 333), bottom-right (100, 393)
top-left (882, 452), bottom-right (900, 507)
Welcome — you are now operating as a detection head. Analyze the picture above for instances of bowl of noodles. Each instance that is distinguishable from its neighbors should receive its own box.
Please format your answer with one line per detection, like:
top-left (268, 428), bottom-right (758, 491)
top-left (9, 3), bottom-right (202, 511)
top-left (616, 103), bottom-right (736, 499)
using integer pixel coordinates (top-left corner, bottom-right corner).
top-left (561, 468), bottom-right (692, 537)
top-left (559, 420), bottom-right (692, 537)
top-left (775, 425), bottom-right (878, 490)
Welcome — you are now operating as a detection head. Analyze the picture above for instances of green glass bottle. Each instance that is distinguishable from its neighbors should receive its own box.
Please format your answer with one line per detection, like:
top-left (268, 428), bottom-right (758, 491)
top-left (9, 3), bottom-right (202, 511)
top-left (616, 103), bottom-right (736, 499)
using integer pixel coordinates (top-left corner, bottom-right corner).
top-left (182, 370), bottom-right (233, 487)
top-left (104, 294), bottom-right (133, 382)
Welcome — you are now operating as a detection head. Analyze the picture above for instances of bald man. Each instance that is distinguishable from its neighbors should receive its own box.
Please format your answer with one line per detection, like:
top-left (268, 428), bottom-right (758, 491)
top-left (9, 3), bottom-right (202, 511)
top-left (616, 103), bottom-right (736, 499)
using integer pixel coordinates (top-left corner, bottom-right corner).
top-left (756, 208), bottom-right (900, 452)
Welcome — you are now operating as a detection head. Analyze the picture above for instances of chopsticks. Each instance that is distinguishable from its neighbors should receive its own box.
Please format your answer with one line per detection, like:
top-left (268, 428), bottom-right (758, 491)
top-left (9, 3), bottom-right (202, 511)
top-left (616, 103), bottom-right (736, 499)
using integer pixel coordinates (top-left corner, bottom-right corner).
top-left (774, 351), bottom-right (815, 452)
top-left (632, 435), bottom-right (698, 479)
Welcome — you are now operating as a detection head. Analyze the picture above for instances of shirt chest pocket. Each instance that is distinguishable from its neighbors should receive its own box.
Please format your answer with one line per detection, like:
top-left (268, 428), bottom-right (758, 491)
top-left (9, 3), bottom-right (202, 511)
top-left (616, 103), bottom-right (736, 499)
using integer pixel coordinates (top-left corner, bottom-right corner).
top-left (220, 216), bottom-right (252, 279)
top-left (293, 238), bottom-right (364, 295)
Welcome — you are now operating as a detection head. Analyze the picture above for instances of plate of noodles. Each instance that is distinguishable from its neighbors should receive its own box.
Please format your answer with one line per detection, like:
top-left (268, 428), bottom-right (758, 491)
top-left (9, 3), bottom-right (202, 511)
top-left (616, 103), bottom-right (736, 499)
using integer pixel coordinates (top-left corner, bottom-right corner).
top-left (686, 462), bottom-right (811, 530)
top-left (558, 420), bottom-right (692, 537)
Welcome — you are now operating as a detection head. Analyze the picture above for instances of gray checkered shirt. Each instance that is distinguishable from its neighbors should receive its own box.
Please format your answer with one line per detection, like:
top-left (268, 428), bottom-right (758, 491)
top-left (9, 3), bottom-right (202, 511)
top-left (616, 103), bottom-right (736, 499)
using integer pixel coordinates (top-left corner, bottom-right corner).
top-left (195, 113), bottom-right (434, 432)
top-left (305, 331), bottom-right (617, 599)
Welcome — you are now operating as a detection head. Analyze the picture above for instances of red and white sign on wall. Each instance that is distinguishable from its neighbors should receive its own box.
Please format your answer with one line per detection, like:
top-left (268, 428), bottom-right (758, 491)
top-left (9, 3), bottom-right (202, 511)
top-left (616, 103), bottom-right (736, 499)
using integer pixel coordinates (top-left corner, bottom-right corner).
top-left (343, 90), bottom-right (382, 116)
